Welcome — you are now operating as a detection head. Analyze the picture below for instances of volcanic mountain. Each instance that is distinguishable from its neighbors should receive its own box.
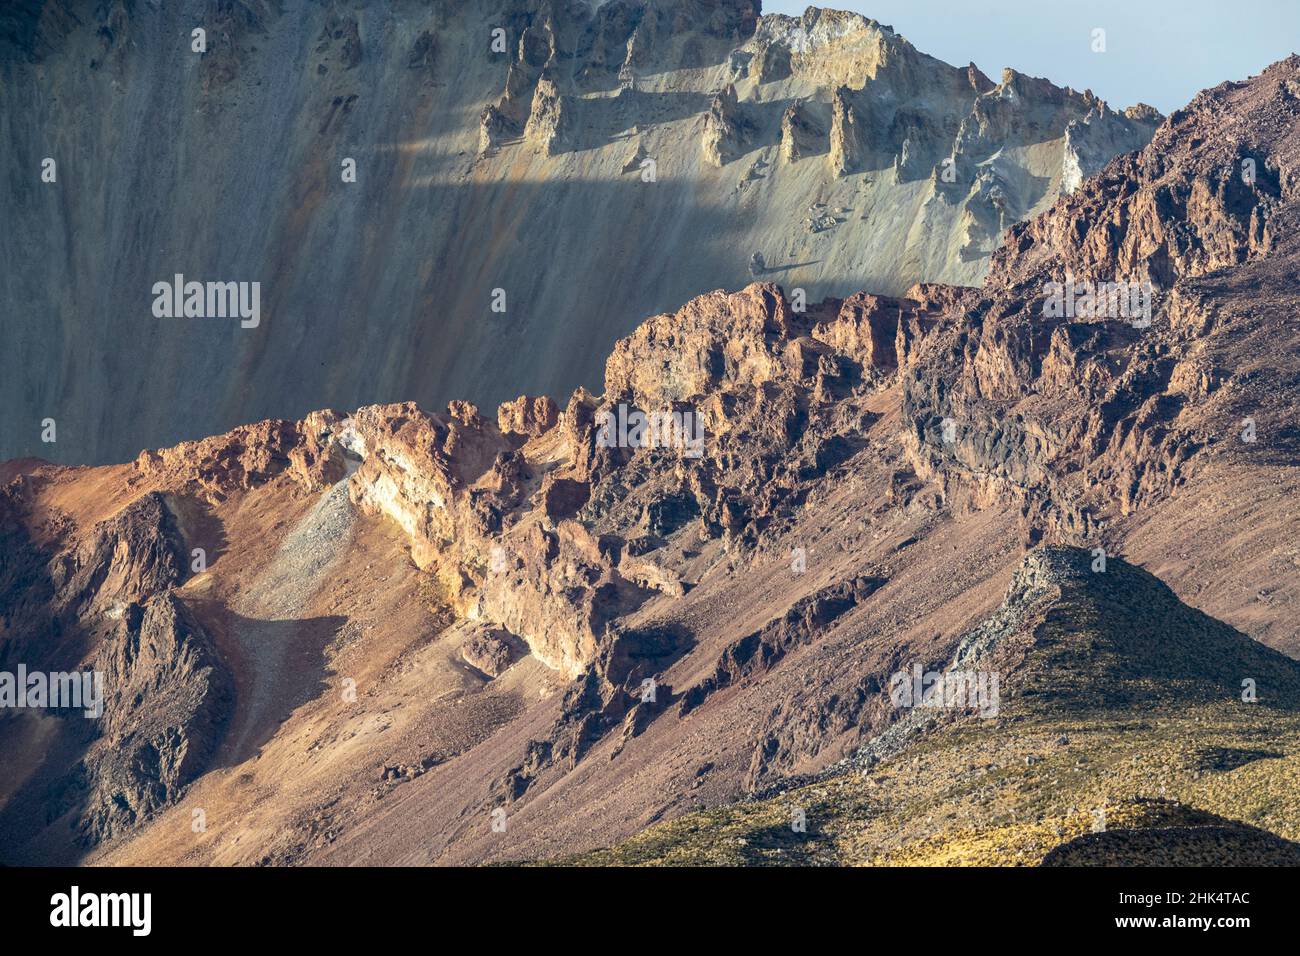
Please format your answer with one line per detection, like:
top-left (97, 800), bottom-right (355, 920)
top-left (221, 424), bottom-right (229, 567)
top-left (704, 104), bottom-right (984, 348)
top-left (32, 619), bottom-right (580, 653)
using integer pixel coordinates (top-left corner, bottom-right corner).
top-left (1, 38), bottom-right (1298, 864)
top-left (0, 0), bottom-right (1157, 465)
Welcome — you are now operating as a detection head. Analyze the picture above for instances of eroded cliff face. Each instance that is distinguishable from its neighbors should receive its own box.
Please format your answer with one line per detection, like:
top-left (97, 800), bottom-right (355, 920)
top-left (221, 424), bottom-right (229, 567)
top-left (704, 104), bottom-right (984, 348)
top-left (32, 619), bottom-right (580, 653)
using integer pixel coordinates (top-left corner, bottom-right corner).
top-left (0, 481), bottom-right (231, 861)
top-left (0, 0), bottom-right (1155, 465)
top-left (3, 24), bottom-right (1297, 867)
top-left (900, 55), bottom-right (1300, 549)
top-left (327, 32), bottom-right (1300, 691)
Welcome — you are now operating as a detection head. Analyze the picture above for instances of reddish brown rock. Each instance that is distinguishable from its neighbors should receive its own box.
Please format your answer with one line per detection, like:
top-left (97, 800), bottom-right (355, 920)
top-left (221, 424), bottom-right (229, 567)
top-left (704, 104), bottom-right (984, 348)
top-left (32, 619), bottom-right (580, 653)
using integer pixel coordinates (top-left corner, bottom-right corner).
top-left (462, 627), bottom-right (526, 678)
top-left (540, 475), bottom-right (589, 521)
top-left (498, 395), bottom-right (559, 438)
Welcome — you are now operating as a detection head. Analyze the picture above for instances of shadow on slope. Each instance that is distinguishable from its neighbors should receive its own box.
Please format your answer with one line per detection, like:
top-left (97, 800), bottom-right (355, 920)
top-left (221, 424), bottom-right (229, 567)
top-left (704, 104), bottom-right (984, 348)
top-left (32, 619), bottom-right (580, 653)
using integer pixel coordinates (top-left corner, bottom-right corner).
top-left (546, 547), bottom-right (1300, 866)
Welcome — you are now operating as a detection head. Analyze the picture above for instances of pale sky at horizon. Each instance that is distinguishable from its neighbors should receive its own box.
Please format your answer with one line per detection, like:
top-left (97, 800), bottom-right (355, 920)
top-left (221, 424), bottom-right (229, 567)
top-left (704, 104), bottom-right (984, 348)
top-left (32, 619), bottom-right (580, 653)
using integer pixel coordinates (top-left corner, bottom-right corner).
top-left (762, 0), bottom-right (1300, 114)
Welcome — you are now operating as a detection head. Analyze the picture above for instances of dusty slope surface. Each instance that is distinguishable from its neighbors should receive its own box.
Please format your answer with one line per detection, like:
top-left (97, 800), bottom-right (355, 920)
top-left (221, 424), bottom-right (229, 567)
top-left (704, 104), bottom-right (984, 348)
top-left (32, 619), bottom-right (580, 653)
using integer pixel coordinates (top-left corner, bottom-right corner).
top-left (1, 56), bottom-right (1297, 866)
top-left (0, 0), bottom-right (1156, 464)
top-left (564, 549), bottom-right (1300, 866)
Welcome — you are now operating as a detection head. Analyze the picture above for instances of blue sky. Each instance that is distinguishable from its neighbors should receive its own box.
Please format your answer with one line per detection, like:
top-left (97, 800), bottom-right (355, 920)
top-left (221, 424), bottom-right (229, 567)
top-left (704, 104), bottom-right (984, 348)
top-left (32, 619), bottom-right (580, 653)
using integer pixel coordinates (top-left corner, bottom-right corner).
top-left (763, 0), bottom-right (1300, 114)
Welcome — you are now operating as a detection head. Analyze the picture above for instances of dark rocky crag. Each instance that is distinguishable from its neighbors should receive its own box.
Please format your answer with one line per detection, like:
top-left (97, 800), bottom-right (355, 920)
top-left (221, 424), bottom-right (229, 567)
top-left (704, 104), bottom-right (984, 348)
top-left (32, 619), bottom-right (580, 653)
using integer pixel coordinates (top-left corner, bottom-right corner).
top-left (0, 484), bottom-right (231, 862)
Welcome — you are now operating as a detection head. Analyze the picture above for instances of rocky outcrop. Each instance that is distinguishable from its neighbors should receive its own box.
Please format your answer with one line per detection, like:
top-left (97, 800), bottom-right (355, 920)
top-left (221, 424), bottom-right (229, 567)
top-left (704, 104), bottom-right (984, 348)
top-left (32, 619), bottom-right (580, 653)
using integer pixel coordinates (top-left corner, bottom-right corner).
top-left (811, 292), bottom-right (921, 372)
top-left (754, 39), bottom-right (791, 84)
top-left (827, 86), bottom-right (865, 176)
top-left (779, 100), bottom-right (825, 164)
top-left (949, 547), bottom-right (1300, 713)
top-left (317, 12), bottom-right (362, 71)
top-left (497, 395), bottom-right (559, 438)
top-left (293, 278), bottom-right (919, 694)
top-left (0, 485), bottom-right (232, 858)
top-left (701, 84), bottom-right (751, 166)
top-left (524, 74), bottom-right (572, 156)
top-left (897, 55), bottom-right (1300, 537)
top-left (496, 619), bottom-right (688, 801)
top-left (131, 413), bottom-right (347, 503)
top-left (73, 593), bottom-right (233, 845)
top-left (461, 627), bottom-right (526, 678)
top-left (993, 61), bottom-right (1296, 289)
top-left (678, 576), bottom-right (885, 718)
top-left (332, 401), bottom-right (668, 677)
top-left (407, 30), bottom-right (437, 79)
top-left (1062, 99), bottom-right (1163, 193)
top-left (49, 493), bottom-right (187, 620)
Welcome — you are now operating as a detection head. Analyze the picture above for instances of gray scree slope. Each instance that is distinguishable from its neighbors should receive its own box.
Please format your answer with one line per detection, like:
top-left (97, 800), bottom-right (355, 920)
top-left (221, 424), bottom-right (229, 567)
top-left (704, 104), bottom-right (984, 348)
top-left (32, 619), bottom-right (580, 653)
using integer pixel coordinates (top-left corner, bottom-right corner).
top-left (0, 0), bottom-right (1158, 464)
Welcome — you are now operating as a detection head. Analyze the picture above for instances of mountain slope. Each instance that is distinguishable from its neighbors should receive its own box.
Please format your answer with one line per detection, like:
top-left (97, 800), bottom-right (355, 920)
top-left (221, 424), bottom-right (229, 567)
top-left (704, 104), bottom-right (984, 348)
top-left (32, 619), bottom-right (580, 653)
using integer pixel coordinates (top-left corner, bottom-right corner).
top-left (561, 548), bottom-right (1300, 866)
top-left (2, 53), bottom-right (1298, 867)
top-left (0, 0), bottom-right (1155, 464)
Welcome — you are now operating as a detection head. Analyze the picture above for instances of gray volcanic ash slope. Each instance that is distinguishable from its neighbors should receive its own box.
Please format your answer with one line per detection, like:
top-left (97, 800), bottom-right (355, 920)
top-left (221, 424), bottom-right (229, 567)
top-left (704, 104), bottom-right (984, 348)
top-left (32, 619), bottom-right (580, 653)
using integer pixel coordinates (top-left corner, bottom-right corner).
top-left (0, 0), bottom-right (1157, 465)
